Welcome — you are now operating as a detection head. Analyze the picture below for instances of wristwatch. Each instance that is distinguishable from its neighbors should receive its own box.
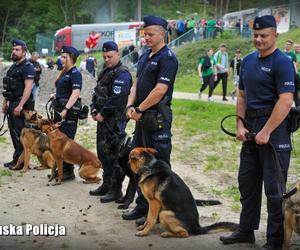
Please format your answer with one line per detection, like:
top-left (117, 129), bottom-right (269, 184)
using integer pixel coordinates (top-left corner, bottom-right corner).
top-left (135, 107), bottom-right (143, 114)
top-left (63, 106), bottom-right (69, 111)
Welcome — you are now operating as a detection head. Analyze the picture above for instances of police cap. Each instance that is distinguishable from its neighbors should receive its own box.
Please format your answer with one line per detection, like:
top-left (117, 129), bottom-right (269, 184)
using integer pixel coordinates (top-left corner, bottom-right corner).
top-left (61, 46), bottom-right (80, 58)
top-left (253, 15), bottom-right (277, 30)
top-left (102, 41), bottom-right (118, 52)
top-left (143, 15), bottom-right (168, 30)
top-left (12, 39), bottom-right (27, 48)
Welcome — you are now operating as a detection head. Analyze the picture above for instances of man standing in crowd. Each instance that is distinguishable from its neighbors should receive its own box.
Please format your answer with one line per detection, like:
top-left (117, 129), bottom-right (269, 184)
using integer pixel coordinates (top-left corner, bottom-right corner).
top-left (86, 54), bottom-right (97, 77)
top-left (89, 41), bottom-right (132, 203)
top-left (2, 39), bottom-right (35, 169)
top-left (30, 51), bottom-right (42, 108)
top-left (283, 40), bottom-right (299, 106)
top-left (214, 44), bottom-right (229, 101)
top-left (283, 39), bottom-right (297, 68)
top-left (220, 15), bottom-right (295, 250)
top-left (229, 49), bottom-right (242, 100)
top-left (122, 15), bottom-right (178, 225)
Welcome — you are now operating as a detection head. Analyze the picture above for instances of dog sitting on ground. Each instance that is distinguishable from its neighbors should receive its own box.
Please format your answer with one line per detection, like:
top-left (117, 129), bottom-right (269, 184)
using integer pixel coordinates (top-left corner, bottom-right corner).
top-left (36, 119), bottom-right (102, 185)
top-left (283, 180), bottom-right (300, 250)
top-left (129, 147), bottom-right (238, 237)
top-left (12, 110), bottom-right (55, 172)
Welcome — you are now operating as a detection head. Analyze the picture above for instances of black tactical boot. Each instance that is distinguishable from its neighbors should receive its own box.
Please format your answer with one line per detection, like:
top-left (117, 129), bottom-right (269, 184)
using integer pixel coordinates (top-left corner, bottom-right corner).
top-left (100, 185), bottom-right (123, 203)
top-left (89, 181), bottom-right (111, 196)
top-left (4, 160), bottom-right (17, 169)
top-left (220, 229), bottom-right (255, 245)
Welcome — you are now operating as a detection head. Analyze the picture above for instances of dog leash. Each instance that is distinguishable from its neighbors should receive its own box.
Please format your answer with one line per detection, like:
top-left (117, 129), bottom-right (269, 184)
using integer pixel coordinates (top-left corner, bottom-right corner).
top-left (221, 114), bottom-right (285, 197)
top-left (0, 113), bottom-right (8, 136)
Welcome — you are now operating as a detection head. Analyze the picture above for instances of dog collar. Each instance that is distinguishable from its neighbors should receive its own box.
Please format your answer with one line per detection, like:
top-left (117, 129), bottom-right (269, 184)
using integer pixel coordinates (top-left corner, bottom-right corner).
top-left (45, 122), bottom-right (61, 134)
top-left (24, 122), bottom-right (39, 130)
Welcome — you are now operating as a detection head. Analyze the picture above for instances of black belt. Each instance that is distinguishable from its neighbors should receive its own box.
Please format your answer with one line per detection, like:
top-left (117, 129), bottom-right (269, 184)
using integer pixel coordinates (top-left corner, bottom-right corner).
top-left (246, 108), bottom-right (273, 118)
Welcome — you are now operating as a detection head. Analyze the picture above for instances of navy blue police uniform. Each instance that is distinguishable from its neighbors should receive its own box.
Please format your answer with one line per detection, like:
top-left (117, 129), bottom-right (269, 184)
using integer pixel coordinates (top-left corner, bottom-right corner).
top-left (126, 15), bottom-right (178, 218)
top-left (3, 39), bottom-right (35, 166)
top-left (236, 18), bottom-right (295, 247)
top-left (90, 41), bottom-right (132, 200)
top-left (54, 46), bottom-right (82, 176)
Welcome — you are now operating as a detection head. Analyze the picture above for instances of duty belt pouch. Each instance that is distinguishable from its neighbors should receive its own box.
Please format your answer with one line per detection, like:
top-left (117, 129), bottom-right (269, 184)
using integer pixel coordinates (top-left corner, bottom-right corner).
top-left (2, 91), bottom-right (14, 100)
top-left (141, 110), bottom-right (164, 132)
top-left (55, 98), bottom-right (82, 121)
top-left (3, 76), bottom-right (18, 91)
top-left (288, 107), bottom-right (300, 133)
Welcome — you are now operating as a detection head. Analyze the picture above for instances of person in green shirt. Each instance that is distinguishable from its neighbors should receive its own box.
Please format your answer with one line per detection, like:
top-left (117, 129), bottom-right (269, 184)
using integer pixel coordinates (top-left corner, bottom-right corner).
top-left (283, 39), bottom-right (299, 106)
top-left (198, 48), bottom-right (217, 101)
top-left (283, 39), bottom-right (297, 66)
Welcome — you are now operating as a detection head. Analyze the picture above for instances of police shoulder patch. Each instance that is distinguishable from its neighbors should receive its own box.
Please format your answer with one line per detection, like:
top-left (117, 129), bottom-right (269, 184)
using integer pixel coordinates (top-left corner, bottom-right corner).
top-left (113, 85), bottom-right (122, 95)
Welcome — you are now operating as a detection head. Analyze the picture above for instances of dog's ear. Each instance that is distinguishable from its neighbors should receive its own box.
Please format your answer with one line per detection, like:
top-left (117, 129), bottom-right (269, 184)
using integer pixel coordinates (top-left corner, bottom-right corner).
top-left (145, 148), bottom-right (157, 155)
top-left (129, 150), bottom-right (139, 173)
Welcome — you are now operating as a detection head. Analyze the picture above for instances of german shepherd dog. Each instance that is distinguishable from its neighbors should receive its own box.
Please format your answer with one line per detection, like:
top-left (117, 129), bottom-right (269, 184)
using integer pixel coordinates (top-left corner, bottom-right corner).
top-left (129, 147), bottom-right (238, 237)
top-left (283, 180), bottom-right (300, 250)
top-left (36, 119), bottom-right (102, 185)
top-left (12, 110), bottom-right (55, 172)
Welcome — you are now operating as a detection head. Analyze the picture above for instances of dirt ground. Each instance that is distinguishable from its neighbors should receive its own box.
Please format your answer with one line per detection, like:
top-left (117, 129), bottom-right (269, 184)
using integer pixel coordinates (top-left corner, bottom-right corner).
top-left (1, 63), bottom-right (300, 249)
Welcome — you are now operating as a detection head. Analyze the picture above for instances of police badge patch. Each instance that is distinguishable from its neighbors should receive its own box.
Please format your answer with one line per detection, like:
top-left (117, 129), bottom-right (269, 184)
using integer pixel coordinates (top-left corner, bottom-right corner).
top-left (113, 86), bottom-right (122, 94)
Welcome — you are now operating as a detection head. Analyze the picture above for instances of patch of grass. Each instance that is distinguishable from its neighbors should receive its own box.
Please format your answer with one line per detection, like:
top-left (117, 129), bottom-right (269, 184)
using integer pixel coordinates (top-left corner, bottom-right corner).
top-left (230, 203), bottom-right (241, 212)
top-left (211, 185), bottom-right (240, 204)
top-left (0, 169), bottom-right (12, 177)
top-left (223, 186), bottom-right (240, 203)
top-left (0, 137), bottom-right (7, 143)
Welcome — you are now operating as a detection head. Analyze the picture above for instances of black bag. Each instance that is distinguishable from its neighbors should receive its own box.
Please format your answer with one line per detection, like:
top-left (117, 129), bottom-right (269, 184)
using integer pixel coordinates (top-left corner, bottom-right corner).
top-left (78, 105), bottom-right (89, 120)
top-left (288, 107), bottom-right (300, 133)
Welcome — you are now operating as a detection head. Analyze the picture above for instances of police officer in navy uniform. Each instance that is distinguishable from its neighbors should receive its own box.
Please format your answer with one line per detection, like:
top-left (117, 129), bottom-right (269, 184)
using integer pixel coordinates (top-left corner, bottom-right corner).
top-left (89, 41), bottom-right (132, 203)
top-left (2, 39), bottom-right (35, 169)
top-left (53, 45), bottom-right (82, 180)
top-left (122, 16), bottom-right (178, 223)
top-left (220, 15), bottom-right (295, 250)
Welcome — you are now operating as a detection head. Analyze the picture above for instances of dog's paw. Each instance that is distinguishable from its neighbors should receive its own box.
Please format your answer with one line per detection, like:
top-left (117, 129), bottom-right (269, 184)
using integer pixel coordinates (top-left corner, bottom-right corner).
top-left (52, 182), bottom-right (61, 186)
top-left (20, 169), bottom-right (28, 173)
top-left (135, 231), bottom-right (148, 237)
top-left (137, 225), bottom-right (145, 231)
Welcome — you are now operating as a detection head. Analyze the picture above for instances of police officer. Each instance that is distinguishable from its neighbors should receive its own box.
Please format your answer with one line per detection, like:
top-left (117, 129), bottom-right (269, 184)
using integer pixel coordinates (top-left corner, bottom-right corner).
top-left (220, 15), bottom-right (295, 250)
top-left (89, 41), bottom-right (132, 203)
top-left (2, 39), bottom-right (35, 169)
top-left (122, 16), bottom-right (178, 223)
top-left (52, 45), bottom-right (82, 180)
top-left (30, 51), bottom-right (42, 109)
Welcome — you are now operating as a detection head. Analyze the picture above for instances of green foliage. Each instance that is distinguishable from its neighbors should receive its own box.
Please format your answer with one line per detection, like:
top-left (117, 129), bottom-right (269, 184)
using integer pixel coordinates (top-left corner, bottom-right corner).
top-left (0, 169), bottom-right (12, 177)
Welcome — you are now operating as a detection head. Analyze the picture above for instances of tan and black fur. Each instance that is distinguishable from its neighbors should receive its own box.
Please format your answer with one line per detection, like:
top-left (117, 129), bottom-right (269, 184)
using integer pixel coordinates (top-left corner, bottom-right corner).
top-left (12, 110), bottom-right (55, 172)
top-left (37, 119), bottom-right (102, 185)
top-left (283, 181), bottom-right (300, 250)
top-left (129, 147), bottom-right (238, 237)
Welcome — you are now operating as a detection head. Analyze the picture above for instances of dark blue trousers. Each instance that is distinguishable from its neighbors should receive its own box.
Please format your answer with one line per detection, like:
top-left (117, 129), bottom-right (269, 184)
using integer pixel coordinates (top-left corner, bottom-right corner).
top-left (7, 101), bottom-right (25, 161)
top-left (238, 141), bottom-right (290, 246)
